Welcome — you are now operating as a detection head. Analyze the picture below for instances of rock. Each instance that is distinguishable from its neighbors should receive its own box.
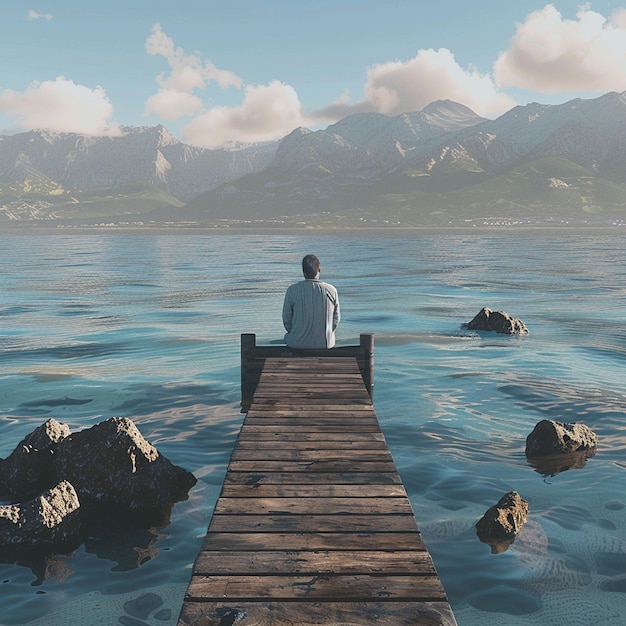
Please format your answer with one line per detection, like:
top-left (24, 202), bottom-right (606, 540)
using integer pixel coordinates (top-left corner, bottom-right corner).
top-left (124, 592), bottom-right (163, 619)
top-left (0, 480), bottom-right (81, 546)
top-left (54, 417), bottom-right (197, 512)
top-left (462, 307), bottom-right (529, 335)
top-left (476, 491), bottom-right (529, 553)
top-left (0, 418), bottom-right (70, 499)
top-left (525, 419), bottom-right (597, 457)
top-left (0, 417), bottom-right (196, 549)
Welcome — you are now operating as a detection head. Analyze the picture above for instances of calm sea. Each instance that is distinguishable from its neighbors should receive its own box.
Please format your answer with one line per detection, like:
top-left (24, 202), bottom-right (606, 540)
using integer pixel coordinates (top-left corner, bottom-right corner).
top-left (0, 231), bottom-right (625, 625)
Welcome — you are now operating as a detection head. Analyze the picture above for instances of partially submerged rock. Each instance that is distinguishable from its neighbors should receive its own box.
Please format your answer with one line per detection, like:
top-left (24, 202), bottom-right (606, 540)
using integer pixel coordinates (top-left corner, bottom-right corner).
top-left (55, 417), bottom-right (196, 512)
top-left (476, 491), bottom-right (529, 553)
top-left (0, 417), bottom-right (196, 548)
top-left (0, 481), bottom-right (80, 546)
top-left (462, 307), bottom-right (529, 335)
top-left (0, 418), bottom-right (70, 498)
top-left (525, 419), bottom-right (597, 457)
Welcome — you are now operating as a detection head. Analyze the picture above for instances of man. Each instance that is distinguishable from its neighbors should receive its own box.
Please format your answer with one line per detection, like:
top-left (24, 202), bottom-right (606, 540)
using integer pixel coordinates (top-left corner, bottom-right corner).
top-left (282, 254), bottom-right (340, 349)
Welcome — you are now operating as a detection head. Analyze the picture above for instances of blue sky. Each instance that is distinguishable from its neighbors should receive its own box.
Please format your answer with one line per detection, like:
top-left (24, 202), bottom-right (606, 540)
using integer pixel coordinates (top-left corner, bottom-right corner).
top-left (1, 1), bottom-right (625, 147)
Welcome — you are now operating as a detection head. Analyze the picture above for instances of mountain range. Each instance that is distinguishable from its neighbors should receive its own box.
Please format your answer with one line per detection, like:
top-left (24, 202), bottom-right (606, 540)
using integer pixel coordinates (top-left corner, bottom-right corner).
top-left (2, 92), bottom-right (626, 228)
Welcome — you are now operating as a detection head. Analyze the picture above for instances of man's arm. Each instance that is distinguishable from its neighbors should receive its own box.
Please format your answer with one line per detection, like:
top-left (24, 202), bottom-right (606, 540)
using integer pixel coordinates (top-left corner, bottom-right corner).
top-left (331, 289), bottom-right (340, 331)
top-left (282, 289), bottom-right (293, 332)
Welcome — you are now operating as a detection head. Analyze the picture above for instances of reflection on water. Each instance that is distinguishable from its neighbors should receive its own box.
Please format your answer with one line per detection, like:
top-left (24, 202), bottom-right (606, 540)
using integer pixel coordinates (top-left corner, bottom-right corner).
top-left (526, 449), bottom-right (597, 478)
top-left (1, 232), bottom-right (626, 625)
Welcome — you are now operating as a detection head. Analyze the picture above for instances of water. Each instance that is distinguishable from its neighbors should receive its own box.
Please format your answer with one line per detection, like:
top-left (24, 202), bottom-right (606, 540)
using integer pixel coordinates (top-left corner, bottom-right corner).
top-left (0, 230), bottom-right (625, 625)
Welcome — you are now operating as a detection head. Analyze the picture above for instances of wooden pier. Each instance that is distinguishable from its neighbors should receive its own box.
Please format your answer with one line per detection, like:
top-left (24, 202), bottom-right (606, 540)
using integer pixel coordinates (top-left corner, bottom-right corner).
top-left (178, 334), bottom-right (456, 626)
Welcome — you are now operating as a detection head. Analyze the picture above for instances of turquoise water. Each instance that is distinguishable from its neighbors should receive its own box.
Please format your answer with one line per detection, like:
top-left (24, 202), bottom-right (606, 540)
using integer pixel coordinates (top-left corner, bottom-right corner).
top-left (0, 231), bottom-right (625, 625)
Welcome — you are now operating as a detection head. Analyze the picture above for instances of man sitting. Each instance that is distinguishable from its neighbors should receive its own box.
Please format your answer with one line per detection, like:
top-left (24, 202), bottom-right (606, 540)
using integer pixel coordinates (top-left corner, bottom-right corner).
top-left (282, 254), bottom-right (340, 349)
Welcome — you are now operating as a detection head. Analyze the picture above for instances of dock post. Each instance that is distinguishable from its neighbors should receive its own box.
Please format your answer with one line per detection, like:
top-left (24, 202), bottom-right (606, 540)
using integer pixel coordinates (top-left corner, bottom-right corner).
top-left (241, 333), bottom-right (257, 411)
top-left (360, 333), bottom-right (374, 400)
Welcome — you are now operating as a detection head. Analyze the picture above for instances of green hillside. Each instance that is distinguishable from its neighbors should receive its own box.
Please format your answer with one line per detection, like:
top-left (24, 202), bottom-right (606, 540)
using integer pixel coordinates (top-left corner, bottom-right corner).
top-left (177, 156), bottom-right (626, 228)
top-left (0, 185), bottom-right (184, 223)
top-left (3, 156), bottom-right (626, 228)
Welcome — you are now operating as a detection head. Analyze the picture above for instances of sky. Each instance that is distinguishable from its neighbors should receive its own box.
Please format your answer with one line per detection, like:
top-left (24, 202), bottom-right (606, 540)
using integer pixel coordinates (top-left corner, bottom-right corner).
top-left (1, 1), bottom-right (626, 149)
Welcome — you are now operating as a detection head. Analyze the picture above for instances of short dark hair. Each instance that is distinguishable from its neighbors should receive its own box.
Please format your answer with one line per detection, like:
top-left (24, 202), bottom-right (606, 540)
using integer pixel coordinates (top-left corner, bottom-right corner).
top-left (302, 254), bottom-right (320, 279)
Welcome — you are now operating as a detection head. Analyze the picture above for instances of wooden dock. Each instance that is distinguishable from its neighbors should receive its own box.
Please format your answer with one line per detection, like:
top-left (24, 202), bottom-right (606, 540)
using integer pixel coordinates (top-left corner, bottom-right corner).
top-left (178, 335), bottom-right (456, 626)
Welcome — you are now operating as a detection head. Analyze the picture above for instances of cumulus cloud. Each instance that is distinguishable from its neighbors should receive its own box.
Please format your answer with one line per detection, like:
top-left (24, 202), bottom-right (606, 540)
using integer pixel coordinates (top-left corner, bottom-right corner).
top-left (315, 48), bottom-right (516, 121)
top-left (181, 81), bottom-right (307, 148)
top-left (494, 4), bottom-right (626, 93)
top-left (144, 89), bottom-right (204, 121)
top-left (144, 24), bottom-right (315, 148)
top-left (0, 77), bottom-right (118, 135)
top-left (144, 23), bottom-right (242, 122)
top-left (28, 9), bottom-right (53, 21)
top-left (177, 45), bottom-right (515, 147)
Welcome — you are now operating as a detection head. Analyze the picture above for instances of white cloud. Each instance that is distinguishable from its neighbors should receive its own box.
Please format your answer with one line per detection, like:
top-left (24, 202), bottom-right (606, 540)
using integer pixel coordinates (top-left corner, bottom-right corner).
top-left (0, 77), bottom-right (118, 135)
top-left (182, 81), bottom-right (307, 148)
top-left (315, 48), bottom-right (516, 120)
top-left (28, 9), bottom-right (53, 21)
top-left (494, 4), bottom-right (626, 94)
top-left (144, 89), bottom-right (204, 121)
top-left (144, 25), bottom-right (313, 147)
top-left (365, 49), bottom-right (515, 117)
top-left (144, 23), bottom-right (242, 121)
top-left (179, 46), bottom-right (516, 147)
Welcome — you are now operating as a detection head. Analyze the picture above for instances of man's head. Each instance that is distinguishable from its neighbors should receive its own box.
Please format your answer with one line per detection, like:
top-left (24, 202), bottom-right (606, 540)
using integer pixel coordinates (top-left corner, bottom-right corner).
top-left (302, 254), bottom-right (321, 279)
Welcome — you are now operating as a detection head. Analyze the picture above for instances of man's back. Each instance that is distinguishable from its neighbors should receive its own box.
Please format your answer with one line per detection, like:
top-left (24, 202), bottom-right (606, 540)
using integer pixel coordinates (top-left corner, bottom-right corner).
top-left (282, 277), bottom-right (340, 349)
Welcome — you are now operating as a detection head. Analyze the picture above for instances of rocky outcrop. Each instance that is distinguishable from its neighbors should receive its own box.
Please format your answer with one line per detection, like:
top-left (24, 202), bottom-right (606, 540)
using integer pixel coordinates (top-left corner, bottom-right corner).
top-left (0, 481), bottom-right (80, 546)
top-left (462, 307), bottom-right (529, 335)
top-left (525, 419), bottom-right (597, 457)
top-left (476, 491), bottom-right (529, 553)
top-left (0, 419), bottom-right (71, 497)
top-left (0, 417), bottom-right (196, 547)
top-left (53, 417), bottom-right (196, 512)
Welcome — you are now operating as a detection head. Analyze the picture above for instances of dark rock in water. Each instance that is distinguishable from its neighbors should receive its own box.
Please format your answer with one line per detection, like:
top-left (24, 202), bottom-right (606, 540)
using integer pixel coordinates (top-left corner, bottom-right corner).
top-left (0, 417), bottom-right (196, 549)
top-left (154, 608), bottom-right (172, 621)
top-left (525, 419), bottom-right (597, 458)
top-left (0, 418), bottom-right (70, 499)
top-left (124, 592), bottom-right (163, 619)
top-left (55, 417), bottom-right (197, 512)
top-left (476, 491), bottom-right (528, 553)
top-left (462, 307), bottom-right (529, 335)
top-left (0, 480), bottom-right (80, 546)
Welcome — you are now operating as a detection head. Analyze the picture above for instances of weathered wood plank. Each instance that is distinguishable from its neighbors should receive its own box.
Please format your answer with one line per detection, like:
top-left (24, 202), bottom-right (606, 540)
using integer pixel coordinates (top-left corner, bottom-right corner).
top-left (236, 433), bottom-right (387, 451)
top-left (236, 431), bottom-right (386, 443)
top-left (222, 471), bottom-right (402, 485)
top-left (213, 496), bottom-right (414, 515)
top-left (250, 398), bottom-right (373, 408)
top-left (193, 550), bottom-right (436, 575)
top-left (219, 484), bottom-right (407, 498)
top-left (226, 460), bottom-right (398, 473)
top-left (245, 406), bottom-right (376, 415)
top-left (230, 448), bottom-right (395, 462)
top-left (185, 574), bottom-right (447, 601)
top-left (179, 601), bottom-right (456, 626)
top-left (201, 532), bottom-right (423, 552)
top-left (240, 422), bottom-right (382, 433)
top-left (206, 514), bottom-right (420, 533)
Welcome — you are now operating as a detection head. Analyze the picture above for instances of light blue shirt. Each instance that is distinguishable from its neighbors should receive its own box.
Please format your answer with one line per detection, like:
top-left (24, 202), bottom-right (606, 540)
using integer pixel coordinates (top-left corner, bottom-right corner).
top-left (282, 278), bottom-right (340, 349)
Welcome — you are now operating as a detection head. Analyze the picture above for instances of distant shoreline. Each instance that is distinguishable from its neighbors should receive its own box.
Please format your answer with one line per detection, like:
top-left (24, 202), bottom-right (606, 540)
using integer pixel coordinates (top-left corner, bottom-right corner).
top-left (1, 224), bottom-right (625, 236)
